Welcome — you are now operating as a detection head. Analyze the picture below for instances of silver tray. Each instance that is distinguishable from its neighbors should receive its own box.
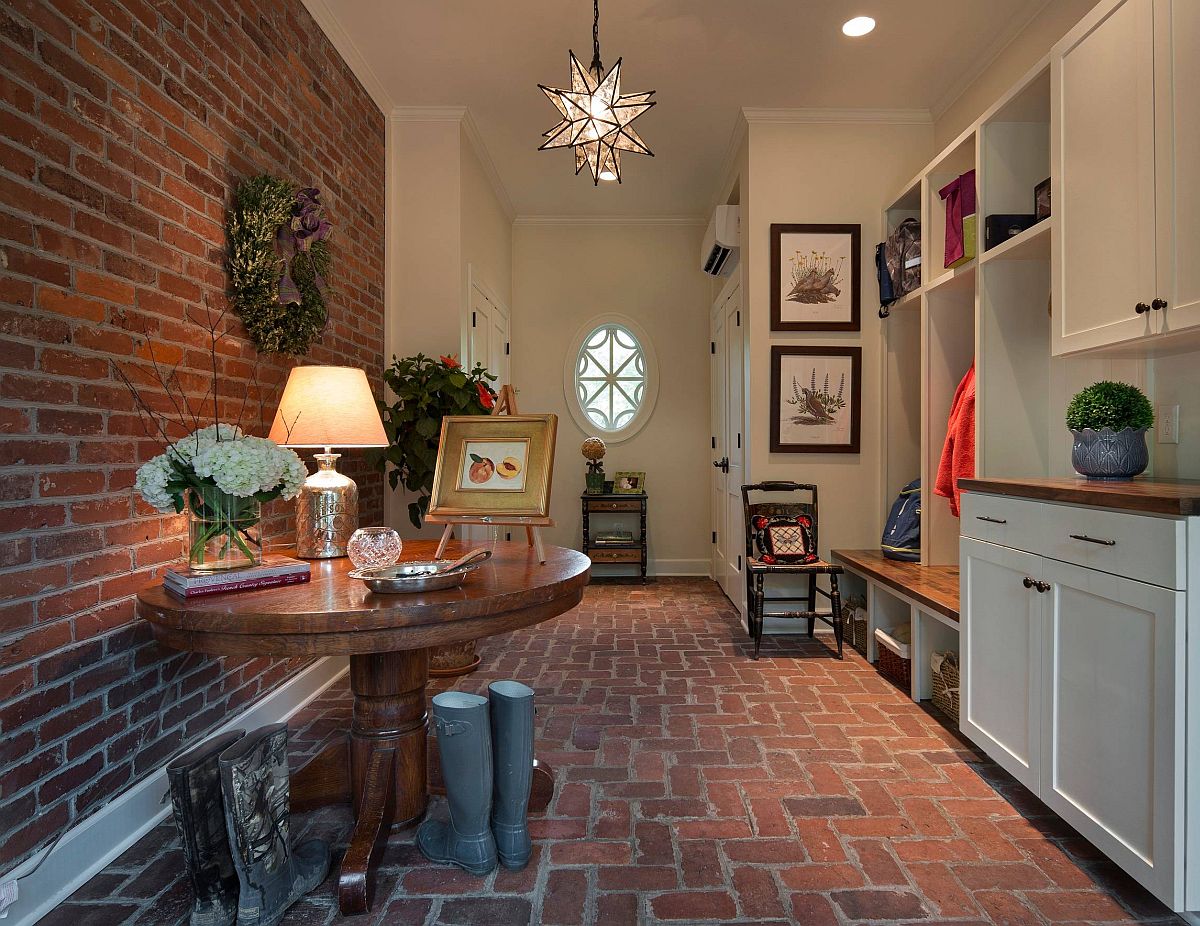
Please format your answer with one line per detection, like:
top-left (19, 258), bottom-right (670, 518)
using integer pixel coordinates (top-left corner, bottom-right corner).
top-left (348, 553), bottom-right (491, 594)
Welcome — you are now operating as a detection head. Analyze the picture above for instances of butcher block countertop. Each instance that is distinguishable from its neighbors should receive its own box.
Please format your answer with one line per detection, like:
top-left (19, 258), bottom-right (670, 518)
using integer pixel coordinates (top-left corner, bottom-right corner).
top-left (958, 476), bottom-right (1200, 517)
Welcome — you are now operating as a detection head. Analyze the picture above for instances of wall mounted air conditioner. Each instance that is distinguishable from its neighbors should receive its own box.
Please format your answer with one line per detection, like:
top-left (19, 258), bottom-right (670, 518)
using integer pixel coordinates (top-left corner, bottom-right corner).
top-left (700, 205), bottom-right (739, 276)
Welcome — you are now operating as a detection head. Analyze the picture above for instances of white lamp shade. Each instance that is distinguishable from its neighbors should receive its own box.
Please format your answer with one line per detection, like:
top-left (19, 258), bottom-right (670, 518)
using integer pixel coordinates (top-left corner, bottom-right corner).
top-left (267, 365), bottom-right (389, 449)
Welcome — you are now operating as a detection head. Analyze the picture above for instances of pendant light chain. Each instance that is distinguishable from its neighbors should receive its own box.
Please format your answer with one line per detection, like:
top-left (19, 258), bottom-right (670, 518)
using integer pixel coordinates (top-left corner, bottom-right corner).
top-left (590, 0), bottom-right (603, 78)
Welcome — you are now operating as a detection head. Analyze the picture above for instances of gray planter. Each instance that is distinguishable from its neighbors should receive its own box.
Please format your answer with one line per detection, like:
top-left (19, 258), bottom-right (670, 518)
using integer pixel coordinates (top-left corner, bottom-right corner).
top-left (1070, 427), bottom-right (1149, 480)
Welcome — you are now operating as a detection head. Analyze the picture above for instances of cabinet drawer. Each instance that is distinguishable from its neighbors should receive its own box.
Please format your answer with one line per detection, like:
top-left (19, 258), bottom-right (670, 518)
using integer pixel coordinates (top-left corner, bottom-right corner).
top-left (588, 548), bottom-right (643, 563)
top-left (1038, 504), bottom-right (1185, 590)
top-left (586, 499), bottom-right (642, 513)
top-left (960, 492), bottom-right (1046, 549)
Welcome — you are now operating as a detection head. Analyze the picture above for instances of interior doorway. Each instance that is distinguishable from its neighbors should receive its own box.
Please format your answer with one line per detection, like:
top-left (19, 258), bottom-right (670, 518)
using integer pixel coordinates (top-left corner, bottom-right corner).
top-left (710, 277), bottom-right (745, 616)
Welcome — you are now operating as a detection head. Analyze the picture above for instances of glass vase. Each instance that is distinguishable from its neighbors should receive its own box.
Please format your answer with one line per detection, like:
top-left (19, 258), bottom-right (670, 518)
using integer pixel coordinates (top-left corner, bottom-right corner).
top-left (347, 527), bottom-right (403, 570)
top-left (187, 488), bottom-right (263, 572)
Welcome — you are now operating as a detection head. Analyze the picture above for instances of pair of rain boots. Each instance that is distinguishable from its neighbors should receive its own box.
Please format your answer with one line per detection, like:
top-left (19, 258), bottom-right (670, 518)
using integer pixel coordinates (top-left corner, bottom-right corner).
top-left (417, 680), bottom-right (535, 875)
top-left (166, 724), bottom-right (329, 926)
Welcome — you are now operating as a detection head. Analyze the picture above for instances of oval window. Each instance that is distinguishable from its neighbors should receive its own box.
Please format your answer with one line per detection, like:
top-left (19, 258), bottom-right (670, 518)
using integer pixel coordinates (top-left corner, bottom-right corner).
top-left (563, 317), bottom-right (658, 441)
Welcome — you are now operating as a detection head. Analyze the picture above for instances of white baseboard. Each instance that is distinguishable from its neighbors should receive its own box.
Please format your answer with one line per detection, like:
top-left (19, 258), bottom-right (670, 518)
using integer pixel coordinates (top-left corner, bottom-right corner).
top-left (5, 656), bottom-right (349, 926)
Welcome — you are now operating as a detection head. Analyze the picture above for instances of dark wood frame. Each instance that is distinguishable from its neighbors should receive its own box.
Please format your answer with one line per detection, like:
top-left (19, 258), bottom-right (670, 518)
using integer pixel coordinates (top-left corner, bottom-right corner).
top-left (770, 345), bottom-right (862, 453)
top-left (770, 223), bottom-right (861, 332)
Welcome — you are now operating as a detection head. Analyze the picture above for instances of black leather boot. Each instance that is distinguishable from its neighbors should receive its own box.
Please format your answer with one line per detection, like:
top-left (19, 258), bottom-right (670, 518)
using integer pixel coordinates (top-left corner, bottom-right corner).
top-left (218, 724), bottom-right (330, 926)
top-left (167, 729), bottom-right (246, 926)
top-left (488, 681), bottom-right (534, 870)
top-left (417, 692), bottom-right (498, 875)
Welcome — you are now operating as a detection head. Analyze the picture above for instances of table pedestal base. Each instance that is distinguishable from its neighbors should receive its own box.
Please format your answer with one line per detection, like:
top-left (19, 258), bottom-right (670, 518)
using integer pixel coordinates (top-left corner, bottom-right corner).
top-left (289, 647), bottom-right (555, 915)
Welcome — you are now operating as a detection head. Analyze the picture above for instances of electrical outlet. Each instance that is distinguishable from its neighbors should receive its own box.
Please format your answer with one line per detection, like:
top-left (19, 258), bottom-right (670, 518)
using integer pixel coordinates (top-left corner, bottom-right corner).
top-left (1158, 404), bottom-right (1180, 444)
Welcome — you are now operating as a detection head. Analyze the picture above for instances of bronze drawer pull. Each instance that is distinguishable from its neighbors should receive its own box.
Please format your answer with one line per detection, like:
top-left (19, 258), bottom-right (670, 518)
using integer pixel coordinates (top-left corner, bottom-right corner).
top-left (1069, 533), bottom-right (1116, 547)
top-left (976, 516), bottom-right (1007, 524)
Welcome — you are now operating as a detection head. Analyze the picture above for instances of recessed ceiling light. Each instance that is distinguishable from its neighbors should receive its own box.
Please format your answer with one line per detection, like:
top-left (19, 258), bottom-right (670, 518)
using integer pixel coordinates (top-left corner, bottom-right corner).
top-left (842, 16), bottom-right (875, 37)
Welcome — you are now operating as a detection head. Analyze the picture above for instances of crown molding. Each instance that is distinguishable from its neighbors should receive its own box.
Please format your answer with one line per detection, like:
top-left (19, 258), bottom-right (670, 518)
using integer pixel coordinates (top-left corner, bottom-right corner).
top-left (513, 215), bottom-right (706, 227)
top-left (389, 105), bottom-right (468, 122)
top-left (388, 107), bottom-right (515, 221)
top-left (300, 0), bottom-right (392, 113)
top-left (741, 107), bottom-right (932, 125)
top-left (460, 111), bottom-right (516, 221)
top-left (929, 0), bottom-right (1054, 121)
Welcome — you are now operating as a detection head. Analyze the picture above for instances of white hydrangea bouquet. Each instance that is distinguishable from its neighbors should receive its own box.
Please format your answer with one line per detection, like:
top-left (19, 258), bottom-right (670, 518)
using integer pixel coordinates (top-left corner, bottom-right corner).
top-left (135, 424), bottom-right (307, 571)
top-left (121, 305), bottom-right (307, 572)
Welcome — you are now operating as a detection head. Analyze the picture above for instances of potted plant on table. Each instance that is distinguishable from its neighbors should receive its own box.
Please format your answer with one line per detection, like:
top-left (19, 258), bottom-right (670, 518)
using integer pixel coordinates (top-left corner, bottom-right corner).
top-left (372, 353), bottom-right (498, 527)
top-left (1066, 381), bottom-right (1154, 480)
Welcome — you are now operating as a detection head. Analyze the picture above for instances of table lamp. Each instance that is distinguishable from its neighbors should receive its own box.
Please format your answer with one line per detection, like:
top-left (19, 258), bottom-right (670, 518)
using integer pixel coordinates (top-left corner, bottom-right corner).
top-left (268, 365), bottom-right (389, 558)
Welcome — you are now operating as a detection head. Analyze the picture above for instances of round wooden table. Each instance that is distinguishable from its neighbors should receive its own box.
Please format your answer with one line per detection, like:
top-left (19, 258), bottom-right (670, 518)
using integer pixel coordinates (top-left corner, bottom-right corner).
top-left (136, 540), bottom-right (590, 915)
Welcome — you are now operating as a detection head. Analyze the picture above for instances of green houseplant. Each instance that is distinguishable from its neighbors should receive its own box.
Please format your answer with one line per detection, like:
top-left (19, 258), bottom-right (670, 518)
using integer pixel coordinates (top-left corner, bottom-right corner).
top-left (372, 353), bottom-right (497, 527)
top-left (1065, 381), bottom-right (1154, 480)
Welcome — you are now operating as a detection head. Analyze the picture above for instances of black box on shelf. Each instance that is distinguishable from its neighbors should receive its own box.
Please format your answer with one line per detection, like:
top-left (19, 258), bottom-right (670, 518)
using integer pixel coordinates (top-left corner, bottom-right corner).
top-left (984, 213), bottom-right (1037, 250)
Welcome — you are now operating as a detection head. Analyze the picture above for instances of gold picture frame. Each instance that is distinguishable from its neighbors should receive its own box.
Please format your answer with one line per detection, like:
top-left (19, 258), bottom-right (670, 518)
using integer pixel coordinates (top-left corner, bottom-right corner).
top-left (429, 414), bottom-right (558, 518)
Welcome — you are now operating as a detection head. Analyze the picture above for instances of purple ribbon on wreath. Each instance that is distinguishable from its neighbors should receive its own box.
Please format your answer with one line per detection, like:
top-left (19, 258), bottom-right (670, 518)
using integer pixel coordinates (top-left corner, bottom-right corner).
top-left (276, 187), bottom-right (331, 305)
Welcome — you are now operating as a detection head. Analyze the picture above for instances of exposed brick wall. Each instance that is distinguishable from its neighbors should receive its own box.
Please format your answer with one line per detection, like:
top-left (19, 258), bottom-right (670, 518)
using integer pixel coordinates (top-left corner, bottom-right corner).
top-left (0, 0), bottom-right (385, 870)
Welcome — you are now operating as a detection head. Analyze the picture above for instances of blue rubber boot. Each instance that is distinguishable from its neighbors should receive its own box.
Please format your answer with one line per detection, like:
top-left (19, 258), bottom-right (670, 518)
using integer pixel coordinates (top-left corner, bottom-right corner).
top-left (489, 680), bottom-right (535, 870)
top-left (417, 692), bottom-right (498, 875)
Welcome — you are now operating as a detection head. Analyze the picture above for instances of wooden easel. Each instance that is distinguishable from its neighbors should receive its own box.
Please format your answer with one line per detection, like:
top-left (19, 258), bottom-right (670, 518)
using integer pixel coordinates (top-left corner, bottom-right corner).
top-left (428, 385), bottom-right (554, 563)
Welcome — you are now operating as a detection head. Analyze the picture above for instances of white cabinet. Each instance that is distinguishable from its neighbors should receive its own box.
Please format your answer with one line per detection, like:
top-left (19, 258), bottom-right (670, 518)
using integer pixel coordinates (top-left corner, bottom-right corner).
top-left (1052, 0), bottom-right (1200, 354)
top-left (960, 491), bottom-right (1193, 912)
top-left (961, 538), bottom-right (1043, 792)
top-left (1041, 558), bottom-right (1185, 906)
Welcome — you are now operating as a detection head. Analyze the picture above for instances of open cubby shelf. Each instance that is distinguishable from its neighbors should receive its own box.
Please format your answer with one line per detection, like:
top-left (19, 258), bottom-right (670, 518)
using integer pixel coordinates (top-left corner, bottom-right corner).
top-left (879, 57), bottom-right (1055, 572)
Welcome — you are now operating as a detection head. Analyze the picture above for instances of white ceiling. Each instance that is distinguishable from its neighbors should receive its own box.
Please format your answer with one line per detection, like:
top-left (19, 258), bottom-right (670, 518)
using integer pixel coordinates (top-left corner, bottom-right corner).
top-left (320, 0), bottom-right (1048, 217)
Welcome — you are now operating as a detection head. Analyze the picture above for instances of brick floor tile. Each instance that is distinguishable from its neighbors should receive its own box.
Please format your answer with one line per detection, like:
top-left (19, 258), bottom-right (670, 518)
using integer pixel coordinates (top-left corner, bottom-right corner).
top-left (787, 893), bottom-right (841, 925)
top-left (47, 579), bottom-right (1186, 926)
top-left (649, 890), bottom-right (738, 921)
top-left (732, 865), bottom-right (786, 919)
top-left (540, 868), bottom-right (588, 925)
top-left (831, 887), bottom-right (931, 920)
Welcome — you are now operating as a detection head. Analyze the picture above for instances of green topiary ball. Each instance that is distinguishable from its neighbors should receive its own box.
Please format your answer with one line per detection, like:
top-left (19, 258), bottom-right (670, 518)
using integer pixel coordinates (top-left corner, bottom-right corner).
top-left (1065, 381), bottom-right (1154, 432)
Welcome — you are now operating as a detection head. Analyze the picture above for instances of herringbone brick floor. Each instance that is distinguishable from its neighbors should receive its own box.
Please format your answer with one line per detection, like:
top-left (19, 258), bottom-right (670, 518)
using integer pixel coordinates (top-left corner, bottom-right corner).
top-left (46, 579), bottom-right (1184, 925)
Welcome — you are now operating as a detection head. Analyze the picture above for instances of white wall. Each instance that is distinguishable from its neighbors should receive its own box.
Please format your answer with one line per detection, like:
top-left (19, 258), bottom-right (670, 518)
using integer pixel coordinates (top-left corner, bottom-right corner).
top-left (744, 120), bottom-right (933, 556)
top-left (460, 128), bottom-right (513, 319)
top-left (512, 222), bottom-right (713, 574)
top-left (383, 115), bottom-right (516, 536)
top-left (934, 0), bottom-right (1101, 149)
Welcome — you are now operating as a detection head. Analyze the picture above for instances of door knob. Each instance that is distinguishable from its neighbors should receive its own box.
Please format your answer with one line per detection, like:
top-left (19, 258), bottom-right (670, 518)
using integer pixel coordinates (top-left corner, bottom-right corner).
top-left (1135, 302), bottom-right (1151, 315)
top-left (1034, 580), bottom-right (1051, 594)
top-left (1152, 298), bottom-right (1168, 311)
top-left (713, 457), bottom-right (729, 473)
top-left (1022, 576), bottom-right (1034, 589)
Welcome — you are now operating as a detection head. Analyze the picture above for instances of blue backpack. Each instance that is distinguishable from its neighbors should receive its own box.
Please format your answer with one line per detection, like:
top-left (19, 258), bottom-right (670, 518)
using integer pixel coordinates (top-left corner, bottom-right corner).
top-left (881, 479), bottom-right (921, 562)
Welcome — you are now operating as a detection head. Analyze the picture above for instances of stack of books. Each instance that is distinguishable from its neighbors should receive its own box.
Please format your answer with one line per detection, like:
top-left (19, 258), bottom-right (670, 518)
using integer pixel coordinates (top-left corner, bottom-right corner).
top-left (593, 530), bottom-right (634, 546)
top-left (163, 555), bottom-right (311, 598)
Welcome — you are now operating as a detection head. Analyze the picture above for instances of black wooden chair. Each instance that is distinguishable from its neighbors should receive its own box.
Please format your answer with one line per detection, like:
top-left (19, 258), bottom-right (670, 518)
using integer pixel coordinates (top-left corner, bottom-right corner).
top-left (742, 481), bottom-right (845, 660)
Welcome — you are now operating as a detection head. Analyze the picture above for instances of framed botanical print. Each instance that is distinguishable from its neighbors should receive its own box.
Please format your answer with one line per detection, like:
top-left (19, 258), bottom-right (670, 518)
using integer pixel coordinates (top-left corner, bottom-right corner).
top-left (770, 346), bottom-right (862, 453)
top-left (429, 414), bottom-right (558, 518)
top-left (770, 224), bottom-right (861, 331)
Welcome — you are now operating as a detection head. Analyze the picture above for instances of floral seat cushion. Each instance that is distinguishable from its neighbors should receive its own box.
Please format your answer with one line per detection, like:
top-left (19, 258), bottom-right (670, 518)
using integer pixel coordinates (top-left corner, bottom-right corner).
top-left (751, 514), bottom-right (818, 565)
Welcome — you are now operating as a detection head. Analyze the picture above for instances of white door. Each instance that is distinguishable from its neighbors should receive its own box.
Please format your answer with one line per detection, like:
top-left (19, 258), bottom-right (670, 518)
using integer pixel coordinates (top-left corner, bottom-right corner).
top-left (1040, 558), bottom-right (1184, 908)
top-left (469, 279), bottom-right (510, 385)
top-left (960, 538), bottom-right (1044, 792)
top-left (1155, 0), bottom-right (1200, 337)
top-left (710, 283), bottom-right (744, 613)
top-left (1053, 0), bottom-right (1158, 354)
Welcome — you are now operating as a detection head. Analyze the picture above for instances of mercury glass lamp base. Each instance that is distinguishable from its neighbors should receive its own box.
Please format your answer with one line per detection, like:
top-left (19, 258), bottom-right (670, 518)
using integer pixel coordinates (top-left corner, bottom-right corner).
top-left (296, 452), bottom-right (359, 559)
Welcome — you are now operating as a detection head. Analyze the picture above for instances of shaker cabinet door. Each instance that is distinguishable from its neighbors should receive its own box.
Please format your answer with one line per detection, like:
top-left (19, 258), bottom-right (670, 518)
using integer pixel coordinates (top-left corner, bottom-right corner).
top-left (960, 538), bottom-right (1044, 792)
top-left (1155, 0), bottom-right (1200, 337)
top-left (1052, 0), bottom-right (1158, 354)
top-left (1040, 559), bottom-right (1184, 908)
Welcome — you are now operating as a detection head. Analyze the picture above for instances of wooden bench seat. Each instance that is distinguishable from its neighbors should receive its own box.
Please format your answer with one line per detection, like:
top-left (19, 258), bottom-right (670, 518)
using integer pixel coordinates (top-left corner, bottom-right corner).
top-left (831, 549), bottom-right (959, 622)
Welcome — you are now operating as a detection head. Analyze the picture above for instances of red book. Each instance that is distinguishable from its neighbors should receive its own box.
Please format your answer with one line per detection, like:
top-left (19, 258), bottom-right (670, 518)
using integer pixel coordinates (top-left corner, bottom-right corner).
top-left (164, 555), bottom-right (310, 590)
top-left (163, 571), bottom-right (311, 598)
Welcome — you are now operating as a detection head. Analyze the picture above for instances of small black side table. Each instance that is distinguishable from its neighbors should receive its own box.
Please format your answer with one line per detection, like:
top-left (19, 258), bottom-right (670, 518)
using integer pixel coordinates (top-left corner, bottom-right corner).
top-left (581, 491), bottom-right (647, 583)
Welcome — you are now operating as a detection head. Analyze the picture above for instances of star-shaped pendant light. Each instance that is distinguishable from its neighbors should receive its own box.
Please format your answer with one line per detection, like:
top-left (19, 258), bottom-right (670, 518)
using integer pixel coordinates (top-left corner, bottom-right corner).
top-left (538, 0), bottom-right (655, 184)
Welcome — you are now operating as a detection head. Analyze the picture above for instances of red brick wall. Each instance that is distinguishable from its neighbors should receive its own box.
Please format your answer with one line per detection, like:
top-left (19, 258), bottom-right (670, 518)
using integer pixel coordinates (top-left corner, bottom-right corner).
top-left (0, 0), bottom-right (385, 869)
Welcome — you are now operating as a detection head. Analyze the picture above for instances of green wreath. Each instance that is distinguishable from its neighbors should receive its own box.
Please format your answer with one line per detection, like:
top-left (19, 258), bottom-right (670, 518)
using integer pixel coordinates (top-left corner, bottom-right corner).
top-left (226, 175), bottom-right (331, 355)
